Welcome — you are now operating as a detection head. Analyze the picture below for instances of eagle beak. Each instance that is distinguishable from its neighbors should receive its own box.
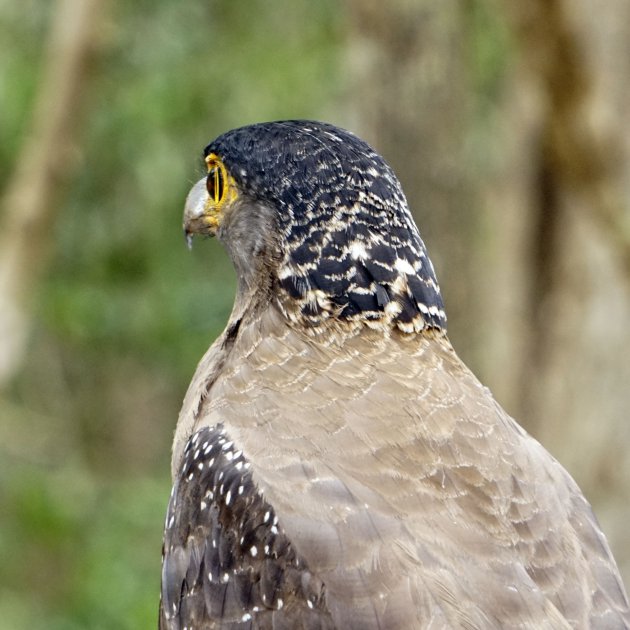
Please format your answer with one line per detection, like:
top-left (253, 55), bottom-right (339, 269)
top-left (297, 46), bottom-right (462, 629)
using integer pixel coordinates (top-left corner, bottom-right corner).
top-left (182, 178), bottom-right (218, 248)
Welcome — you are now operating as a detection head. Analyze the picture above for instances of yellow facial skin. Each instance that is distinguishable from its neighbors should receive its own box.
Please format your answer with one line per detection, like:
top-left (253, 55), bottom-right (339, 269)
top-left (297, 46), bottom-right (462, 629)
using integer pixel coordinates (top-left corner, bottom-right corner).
top-left (183, 154), bottom-right (240, 246)
top-left (203, 153), bottom-right (239, 230)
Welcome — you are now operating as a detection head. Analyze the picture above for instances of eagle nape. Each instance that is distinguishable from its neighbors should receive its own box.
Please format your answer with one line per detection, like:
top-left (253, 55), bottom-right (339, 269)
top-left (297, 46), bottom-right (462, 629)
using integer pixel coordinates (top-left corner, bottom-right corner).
top-left (160, 120), bottom-right (630, 629)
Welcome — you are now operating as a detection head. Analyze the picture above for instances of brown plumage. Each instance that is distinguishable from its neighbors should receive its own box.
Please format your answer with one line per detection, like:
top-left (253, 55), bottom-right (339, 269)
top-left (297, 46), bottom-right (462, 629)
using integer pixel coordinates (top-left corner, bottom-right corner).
top-left (160, 121), bottom-right (630, 629)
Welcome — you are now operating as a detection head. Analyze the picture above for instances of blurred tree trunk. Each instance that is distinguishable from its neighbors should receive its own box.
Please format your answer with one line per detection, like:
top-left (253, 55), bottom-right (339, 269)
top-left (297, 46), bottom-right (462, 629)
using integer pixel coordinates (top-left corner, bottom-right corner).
top-left (482, 0), bottom-right (630, 583)
top-left (0, 0), bottom-right (104, 388)
top-left (345, 0), bottom-right (630, 585)
top-left (344, 0), bottom-right (479, 362)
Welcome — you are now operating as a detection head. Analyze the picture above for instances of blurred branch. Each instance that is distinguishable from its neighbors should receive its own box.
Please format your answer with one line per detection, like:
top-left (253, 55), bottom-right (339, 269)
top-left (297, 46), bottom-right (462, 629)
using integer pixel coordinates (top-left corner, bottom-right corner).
top-left (0, 0), bottom-right (104, 388)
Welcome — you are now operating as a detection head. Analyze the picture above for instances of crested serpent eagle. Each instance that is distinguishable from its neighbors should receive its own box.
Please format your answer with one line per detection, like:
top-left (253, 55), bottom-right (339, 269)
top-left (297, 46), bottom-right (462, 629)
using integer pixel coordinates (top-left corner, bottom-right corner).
top-left (159, 121), bottom-right (630, 629)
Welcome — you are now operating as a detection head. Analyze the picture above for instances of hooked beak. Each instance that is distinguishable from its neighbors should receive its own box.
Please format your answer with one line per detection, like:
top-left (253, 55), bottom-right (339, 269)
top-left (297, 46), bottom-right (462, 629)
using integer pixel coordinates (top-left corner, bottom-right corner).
top-left (182, 178), bottom-right (219, 249)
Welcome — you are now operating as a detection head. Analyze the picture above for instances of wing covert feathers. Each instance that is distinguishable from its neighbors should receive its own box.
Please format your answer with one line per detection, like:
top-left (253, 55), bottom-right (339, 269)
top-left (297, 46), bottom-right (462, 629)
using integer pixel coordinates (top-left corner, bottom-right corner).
top-left (160, 423), bottom-right (334, 629)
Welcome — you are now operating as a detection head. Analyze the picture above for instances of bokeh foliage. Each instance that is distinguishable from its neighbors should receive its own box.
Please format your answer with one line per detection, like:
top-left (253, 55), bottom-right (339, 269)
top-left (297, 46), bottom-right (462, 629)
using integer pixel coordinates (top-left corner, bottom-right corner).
top-left (0, 1), bottom-right (341, 627)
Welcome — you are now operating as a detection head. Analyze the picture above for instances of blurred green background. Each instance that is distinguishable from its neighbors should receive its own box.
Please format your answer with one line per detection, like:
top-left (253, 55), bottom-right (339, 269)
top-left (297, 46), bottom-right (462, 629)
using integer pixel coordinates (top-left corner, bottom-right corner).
top-left (0, 2), bottom-right (342, 627)
top-left (2, 1), bottom-right (629, 627)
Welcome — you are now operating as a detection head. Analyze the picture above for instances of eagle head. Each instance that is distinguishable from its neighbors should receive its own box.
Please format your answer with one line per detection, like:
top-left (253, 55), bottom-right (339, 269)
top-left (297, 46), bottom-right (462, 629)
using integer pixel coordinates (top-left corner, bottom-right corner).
top-left (184, 121), bottom-right (446, 333)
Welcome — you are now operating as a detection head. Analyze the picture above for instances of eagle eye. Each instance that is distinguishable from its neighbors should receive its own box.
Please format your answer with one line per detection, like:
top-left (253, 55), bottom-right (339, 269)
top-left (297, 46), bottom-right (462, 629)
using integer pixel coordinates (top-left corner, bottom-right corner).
top-left (205, 154), bottom-right (227, 205)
